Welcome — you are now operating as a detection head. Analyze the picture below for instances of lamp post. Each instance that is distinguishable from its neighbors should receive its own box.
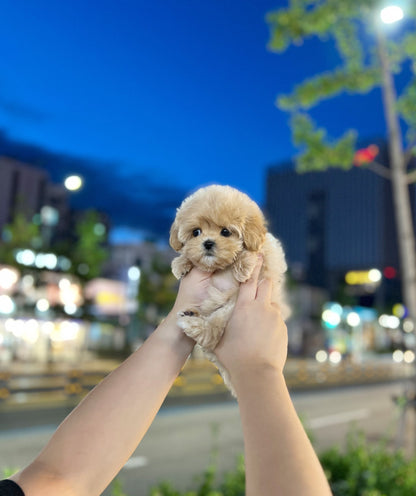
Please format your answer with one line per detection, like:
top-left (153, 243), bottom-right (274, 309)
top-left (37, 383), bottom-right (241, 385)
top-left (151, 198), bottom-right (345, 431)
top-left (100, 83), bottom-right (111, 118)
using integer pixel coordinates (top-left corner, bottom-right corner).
top-left (377, 5), bottom-right (416, 453)
top-left (376, 6), bottom-right (416, 328)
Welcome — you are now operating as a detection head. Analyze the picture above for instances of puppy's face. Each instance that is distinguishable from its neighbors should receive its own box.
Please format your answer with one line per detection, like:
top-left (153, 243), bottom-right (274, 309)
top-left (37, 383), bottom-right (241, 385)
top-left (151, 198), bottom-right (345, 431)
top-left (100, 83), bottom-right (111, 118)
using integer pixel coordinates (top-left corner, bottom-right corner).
top-left (179, 220), bottom-right (244, 271)
top-left (170, 185), bottom-right (267, 272)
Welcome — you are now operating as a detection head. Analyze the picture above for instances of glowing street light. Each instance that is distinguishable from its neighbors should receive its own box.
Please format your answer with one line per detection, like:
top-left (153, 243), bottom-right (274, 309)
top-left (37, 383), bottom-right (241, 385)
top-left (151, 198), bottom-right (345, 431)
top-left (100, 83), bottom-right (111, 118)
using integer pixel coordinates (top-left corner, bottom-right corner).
top-left (64, 175), bottom-right (83, 191)
top-left (380, 5), bottom-right (404, 24)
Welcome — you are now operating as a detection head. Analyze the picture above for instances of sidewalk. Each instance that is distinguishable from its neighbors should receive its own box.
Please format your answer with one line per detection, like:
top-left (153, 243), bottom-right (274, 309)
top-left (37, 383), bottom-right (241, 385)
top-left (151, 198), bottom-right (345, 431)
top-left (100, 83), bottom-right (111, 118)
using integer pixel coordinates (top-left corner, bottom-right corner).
top-left (0, 355), bottom-right (414, 412)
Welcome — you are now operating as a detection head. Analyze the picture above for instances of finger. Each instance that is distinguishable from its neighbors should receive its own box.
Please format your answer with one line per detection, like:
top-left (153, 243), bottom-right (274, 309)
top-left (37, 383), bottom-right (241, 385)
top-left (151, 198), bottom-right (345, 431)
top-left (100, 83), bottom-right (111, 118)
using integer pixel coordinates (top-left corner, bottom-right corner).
top-left (256, 277), bottom-right (273, 302)
top-left (184, 267), bottom-right (211, 284)
top-left (237, 256), bottom-right (263, 303)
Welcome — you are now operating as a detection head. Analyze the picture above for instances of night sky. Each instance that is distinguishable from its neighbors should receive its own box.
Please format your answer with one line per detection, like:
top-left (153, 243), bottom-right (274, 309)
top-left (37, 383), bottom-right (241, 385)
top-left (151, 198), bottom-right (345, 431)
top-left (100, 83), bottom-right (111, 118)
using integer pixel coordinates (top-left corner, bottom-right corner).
top-left (0, 0), bottom-right (401, 242)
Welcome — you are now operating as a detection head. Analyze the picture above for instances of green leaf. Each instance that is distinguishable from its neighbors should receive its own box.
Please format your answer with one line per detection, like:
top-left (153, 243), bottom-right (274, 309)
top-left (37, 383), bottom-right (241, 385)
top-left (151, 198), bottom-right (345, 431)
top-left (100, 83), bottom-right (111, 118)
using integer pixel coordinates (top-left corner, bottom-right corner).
top-left (291, 113), bottom-right (356, 172)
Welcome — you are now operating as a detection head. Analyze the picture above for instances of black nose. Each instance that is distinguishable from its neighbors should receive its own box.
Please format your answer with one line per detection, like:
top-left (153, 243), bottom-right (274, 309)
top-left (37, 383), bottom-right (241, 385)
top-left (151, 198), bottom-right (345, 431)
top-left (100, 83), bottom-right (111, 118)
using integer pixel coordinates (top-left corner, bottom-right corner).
top-left (203, 240), bottom-right (215, 250)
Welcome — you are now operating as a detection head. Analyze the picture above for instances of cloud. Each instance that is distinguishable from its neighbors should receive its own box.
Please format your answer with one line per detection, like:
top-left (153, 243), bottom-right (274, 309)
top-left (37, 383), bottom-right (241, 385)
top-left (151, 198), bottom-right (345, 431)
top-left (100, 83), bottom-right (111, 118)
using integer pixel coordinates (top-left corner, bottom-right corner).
top-left (0, 129), bottom-right (187, 240)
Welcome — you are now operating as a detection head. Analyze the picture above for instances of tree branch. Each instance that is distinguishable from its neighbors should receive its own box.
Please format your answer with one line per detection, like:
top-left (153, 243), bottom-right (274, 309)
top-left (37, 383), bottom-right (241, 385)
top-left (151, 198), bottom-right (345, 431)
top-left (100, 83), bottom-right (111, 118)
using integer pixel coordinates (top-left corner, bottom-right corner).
top-left (407, 169), bottom-right (416, 184)
top-left (404, 138), bottom-right (416, 168)
top-left (365, 161), bottom-right (392, 180)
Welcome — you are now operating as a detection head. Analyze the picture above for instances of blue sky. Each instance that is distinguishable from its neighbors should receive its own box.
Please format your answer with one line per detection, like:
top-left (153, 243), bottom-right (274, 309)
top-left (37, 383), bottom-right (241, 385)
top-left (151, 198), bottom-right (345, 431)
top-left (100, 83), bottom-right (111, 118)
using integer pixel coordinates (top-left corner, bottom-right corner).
top-left (0, 0), bottom-right (404, 242)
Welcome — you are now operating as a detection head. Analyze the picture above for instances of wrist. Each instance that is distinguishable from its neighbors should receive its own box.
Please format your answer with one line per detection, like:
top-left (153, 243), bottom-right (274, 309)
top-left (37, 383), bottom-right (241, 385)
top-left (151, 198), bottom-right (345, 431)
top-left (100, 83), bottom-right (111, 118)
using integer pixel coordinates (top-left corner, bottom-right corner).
top-left (155, 311), bottom-right (195, 355)
top-left (231, 364), bottom-right (286, 395)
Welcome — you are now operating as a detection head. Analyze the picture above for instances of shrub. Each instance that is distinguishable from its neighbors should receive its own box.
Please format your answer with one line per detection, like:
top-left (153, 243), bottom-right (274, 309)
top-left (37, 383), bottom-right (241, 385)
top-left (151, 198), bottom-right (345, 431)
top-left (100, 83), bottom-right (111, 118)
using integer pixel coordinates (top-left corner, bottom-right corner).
top-left (151, 431), bottom-right (416, 496)
top-left (320, 431), bottom-right (416, 496)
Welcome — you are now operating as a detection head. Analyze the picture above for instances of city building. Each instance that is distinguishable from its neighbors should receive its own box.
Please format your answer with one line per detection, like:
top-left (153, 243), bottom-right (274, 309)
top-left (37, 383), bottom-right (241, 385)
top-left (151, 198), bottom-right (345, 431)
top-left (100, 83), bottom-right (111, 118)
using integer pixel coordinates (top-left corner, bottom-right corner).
top-left (104, 241), bottom-right (174, 281)
top-left (265, 141), bottom-right (416, 309)
top-left (0, 156), bottom-right (70, 241)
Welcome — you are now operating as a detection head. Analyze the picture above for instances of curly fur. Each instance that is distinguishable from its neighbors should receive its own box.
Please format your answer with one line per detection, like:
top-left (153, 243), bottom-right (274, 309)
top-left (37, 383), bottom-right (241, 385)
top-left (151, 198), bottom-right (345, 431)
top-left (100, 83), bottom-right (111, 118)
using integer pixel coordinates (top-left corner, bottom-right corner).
top-left (170, 185), bottom-right (290, 396)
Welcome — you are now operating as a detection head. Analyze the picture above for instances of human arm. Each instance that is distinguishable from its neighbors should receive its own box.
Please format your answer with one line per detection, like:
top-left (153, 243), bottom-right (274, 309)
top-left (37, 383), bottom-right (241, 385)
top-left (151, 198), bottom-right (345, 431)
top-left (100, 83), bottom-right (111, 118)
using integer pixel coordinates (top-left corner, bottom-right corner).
top-left (10, 268), bottom-right (215, 496)
top-left (215, 260), bottom-right (332, 496)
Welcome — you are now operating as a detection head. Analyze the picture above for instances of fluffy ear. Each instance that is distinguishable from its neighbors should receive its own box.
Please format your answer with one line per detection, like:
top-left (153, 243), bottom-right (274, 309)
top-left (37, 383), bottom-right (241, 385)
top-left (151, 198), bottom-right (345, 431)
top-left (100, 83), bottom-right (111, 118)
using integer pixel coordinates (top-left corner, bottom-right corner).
top-left (242, 214), bottom-right (267, 252)
top-left (169, 220), bottom-right (182, 251)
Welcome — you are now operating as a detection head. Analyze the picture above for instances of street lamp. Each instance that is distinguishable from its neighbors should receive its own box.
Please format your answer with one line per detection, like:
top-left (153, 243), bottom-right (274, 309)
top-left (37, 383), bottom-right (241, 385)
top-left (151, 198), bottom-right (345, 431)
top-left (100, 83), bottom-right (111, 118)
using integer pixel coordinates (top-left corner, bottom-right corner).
top-left (64, 175), bottom-right (83, 192)
top-left (375, 5), bottom-right (416, 327)
top-left (380, 5), bottom-right (404, 24)
top-left (377, 4), bottom-right (416, 452)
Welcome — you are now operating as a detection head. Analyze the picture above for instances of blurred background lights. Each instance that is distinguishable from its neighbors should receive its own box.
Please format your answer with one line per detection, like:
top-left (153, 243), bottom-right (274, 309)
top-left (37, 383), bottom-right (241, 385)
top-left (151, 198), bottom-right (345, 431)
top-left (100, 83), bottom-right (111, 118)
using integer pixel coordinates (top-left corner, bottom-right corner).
top-left (93, 223), bottom-right (106, 236)
top-left (392, 349), bottom-right (404, 363)
top-left (315, 350), bottom-right (328, 363)
top-left (40, 205), bottom-right (59, 226)
top-left (59, 278), bottom-right (71, 291)
top-left (10, 320), bottom-right (25, 338)
top-left (378, 314), bottom-right (400, 329)
top-left (329, 350), bottom-right (342, 364)
top-left (21, 275), bottom-right (34, 288)
top-left (36, 299), bottom-right (50, 312)
top-left (64, 175), bottom-right (83, 191)
top-left (403, 350), bottom-right (415, 364)
top-left (64, 303), bottom-right (78, 315)
top-left (41, 321), bottom-right (55, 335)
top-left (0, 267), bottom-right (19, 290)
top-left (16, 249), bottom-right (36, 266)
top-left (128, 266), bottom-right (141, 281)
top-left (346, 312), bottom-right (361, 327)
top-left (368, 269), bottom-right (382, 282)
top-left (392, 303), bottom-right (406, 318)
top-left (0, 295), bottom-right (16, 314)
top-left (383, 266), bottom-right (397, 279)
top-left (329, 302), bottom-right (343, 315)
top-left (23, 319), bottom-right (40, 344)
top-left (380, 5), bottom-right (404, 24)
top-left (322, 309), bottom-right (341, 327)
top-left (35, 253), bottom-right (58, 270)
top-left (345, 269), bottom-right (382, 285)
top-left (50, 321), bottom-right (80, 342)
top-left (403, 319), bottom-right (414, 333)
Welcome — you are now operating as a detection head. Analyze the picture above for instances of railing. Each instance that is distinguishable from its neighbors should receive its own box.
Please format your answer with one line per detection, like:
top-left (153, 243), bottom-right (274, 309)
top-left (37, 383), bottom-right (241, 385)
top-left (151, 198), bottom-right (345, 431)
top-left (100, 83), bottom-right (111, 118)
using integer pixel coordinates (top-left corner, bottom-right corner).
top-left (0, 357), bottom-right (414, 410)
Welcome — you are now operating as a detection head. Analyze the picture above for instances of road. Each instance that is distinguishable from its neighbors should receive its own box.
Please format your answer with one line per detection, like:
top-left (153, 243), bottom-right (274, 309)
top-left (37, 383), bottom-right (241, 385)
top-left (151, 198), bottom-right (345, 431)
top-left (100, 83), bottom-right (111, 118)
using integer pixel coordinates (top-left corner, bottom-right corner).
top-left (1, 381), bottom-right (412, 495)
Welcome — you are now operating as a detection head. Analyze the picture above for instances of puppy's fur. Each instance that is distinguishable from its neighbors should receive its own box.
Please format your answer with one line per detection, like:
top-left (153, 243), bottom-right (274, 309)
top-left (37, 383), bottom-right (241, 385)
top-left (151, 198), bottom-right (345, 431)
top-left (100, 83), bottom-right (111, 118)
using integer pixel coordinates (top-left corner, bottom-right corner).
top-left (170, 185), bottom-right (290, 396)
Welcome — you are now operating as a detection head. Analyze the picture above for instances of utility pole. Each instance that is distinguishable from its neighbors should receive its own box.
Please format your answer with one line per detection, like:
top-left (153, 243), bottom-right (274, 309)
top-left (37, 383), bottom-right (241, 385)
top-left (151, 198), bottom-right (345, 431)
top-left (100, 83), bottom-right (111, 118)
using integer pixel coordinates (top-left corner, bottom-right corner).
top-left (377, 19), bottom-right (416, 453)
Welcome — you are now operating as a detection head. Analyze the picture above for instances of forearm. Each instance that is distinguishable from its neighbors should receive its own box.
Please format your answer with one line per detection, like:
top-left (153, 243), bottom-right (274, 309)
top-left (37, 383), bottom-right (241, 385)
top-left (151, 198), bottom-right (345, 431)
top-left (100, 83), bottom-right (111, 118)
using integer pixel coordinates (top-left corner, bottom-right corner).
top-left (13, 315), bottom-right (193, 496)
top-left (234, 368), bottom-right (332, 496)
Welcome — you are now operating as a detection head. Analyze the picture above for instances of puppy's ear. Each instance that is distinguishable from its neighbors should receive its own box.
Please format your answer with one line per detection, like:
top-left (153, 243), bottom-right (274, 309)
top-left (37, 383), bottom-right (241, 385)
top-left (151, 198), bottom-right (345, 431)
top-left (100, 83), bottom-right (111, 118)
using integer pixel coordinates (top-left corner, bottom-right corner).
top-left (169, 220), bottom-right (183, 251)
top-left (243, 215), bottom-right (267, 252)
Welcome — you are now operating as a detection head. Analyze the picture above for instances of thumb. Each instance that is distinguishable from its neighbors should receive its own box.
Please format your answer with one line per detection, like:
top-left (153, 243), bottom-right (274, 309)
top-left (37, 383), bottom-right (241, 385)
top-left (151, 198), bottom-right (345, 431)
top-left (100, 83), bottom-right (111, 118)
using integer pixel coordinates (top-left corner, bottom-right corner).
top-left (237, 256), bottom-right (263, 304)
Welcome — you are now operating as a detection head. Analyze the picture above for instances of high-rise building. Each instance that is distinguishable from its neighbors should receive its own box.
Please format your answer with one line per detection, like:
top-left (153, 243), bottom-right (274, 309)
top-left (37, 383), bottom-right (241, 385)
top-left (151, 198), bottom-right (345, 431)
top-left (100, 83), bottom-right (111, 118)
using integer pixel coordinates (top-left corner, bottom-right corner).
top-left (265, 144), bottom-right (416, 306)
top-left (0, 156), bottom-right (70, 237)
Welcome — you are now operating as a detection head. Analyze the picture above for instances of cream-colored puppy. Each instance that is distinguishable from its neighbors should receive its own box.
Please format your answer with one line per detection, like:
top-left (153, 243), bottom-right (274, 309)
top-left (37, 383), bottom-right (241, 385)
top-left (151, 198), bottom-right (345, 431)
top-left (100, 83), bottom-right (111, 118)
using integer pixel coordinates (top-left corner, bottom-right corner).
top-left (170, 185), bottom-right (290, 396)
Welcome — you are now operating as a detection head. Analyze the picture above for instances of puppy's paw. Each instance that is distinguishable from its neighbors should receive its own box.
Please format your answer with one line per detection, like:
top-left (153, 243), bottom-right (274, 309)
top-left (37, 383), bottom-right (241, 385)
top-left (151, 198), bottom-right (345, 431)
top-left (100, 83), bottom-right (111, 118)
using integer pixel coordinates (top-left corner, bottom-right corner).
top-left (178, 309), bottom-right (200, 318)
top-left (177, 314), bottom-right (215, 348)
top-left (177, 315), bottom-right (204, 340)
top-left (172, 256), bottom-right (193, 279)
top-left (232, 251), bottom-right (259, 282)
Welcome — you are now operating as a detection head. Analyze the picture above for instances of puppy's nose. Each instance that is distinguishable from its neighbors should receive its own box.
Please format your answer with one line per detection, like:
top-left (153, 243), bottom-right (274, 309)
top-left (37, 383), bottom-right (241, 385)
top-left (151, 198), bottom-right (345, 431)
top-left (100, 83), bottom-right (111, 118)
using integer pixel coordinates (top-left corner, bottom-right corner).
top-left (203, 239), bottom-right (215, 250)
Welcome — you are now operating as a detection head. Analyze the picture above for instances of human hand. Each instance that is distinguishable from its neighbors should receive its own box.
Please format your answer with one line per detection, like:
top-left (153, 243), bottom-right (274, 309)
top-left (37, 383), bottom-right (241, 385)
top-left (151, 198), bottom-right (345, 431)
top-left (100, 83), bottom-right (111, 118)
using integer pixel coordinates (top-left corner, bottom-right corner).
top-left (214, 258), bottom-right (288, 380)
top-left (162, 267), bottom-right (236, 341)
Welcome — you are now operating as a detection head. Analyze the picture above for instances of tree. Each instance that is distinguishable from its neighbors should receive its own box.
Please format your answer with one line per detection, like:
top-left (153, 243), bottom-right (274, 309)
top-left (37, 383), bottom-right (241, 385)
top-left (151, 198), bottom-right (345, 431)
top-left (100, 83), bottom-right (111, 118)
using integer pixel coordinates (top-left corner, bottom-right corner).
top-left (0, 212), bottom-right (42, 266)
top-left (138, 254), bottom-right (177, 332)
top-left (266, 0), bottom-right (416, 326)
top-left (71, 210), bottom-right (109, 280)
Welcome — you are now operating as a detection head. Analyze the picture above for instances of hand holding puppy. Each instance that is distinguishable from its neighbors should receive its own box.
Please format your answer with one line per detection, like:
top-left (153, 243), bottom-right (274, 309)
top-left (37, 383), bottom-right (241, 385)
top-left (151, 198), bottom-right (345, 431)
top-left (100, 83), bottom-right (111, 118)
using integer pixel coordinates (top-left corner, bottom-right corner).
top-left (169, 185), bottom-right (290, 396)
top-left (215, 257), bottom-right (288, 382)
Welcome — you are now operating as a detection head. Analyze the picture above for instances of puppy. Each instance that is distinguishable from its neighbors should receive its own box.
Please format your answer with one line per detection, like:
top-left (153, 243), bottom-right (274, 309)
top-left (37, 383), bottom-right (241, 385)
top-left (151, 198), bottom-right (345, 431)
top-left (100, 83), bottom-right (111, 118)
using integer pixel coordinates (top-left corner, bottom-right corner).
top-left (169, 185), bottom-right (290, 396)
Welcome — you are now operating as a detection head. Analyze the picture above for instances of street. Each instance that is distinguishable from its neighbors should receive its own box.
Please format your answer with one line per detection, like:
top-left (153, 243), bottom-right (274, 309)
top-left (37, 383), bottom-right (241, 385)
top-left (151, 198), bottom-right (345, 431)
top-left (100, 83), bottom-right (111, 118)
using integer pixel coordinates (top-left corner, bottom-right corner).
top-left (0, 381), bottom-right (411, 495)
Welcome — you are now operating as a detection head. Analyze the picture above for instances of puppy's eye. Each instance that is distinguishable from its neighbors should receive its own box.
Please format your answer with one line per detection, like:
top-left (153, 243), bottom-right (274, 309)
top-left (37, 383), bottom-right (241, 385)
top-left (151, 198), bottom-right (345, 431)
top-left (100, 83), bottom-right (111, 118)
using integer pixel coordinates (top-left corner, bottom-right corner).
top-left (220, 228), bottom-right (231, 237)
top-left (192, 228), bottom-right (202, 237)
